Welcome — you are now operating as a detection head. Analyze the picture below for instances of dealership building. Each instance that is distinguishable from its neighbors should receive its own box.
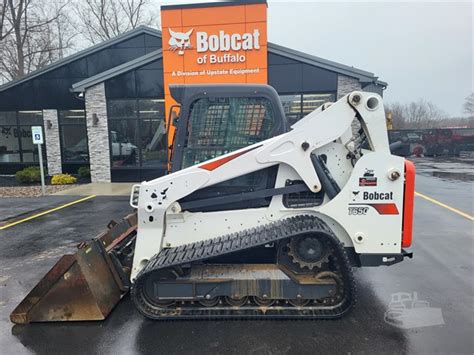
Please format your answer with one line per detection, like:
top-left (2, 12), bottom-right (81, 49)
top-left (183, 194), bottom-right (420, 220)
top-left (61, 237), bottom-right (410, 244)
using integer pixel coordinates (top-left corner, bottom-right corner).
top-left (0, 0), bottom-right (387, 182)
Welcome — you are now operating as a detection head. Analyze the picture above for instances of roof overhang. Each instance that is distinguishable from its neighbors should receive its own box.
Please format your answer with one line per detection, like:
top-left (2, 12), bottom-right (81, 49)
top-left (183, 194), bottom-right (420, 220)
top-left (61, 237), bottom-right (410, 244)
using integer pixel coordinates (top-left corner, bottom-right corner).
top-left (268, 42), bottom-right (387, 87)
top-left (71, 49), bottom-right (163, 92)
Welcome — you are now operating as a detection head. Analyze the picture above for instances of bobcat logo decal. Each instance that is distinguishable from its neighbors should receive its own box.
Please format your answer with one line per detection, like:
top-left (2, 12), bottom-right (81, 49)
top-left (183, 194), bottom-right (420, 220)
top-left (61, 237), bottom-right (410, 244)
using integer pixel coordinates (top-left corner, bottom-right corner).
top-left (168, 28), bottom-right (193, 55)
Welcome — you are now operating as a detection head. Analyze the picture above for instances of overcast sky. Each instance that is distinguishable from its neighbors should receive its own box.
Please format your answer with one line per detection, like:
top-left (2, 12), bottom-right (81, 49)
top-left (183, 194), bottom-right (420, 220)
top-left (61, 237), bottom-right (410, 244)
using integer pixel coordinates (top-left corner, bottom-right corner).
top-left (161, 0), bottom-right (472, 116)
top-left (265, 1), bottom-right (473, 117)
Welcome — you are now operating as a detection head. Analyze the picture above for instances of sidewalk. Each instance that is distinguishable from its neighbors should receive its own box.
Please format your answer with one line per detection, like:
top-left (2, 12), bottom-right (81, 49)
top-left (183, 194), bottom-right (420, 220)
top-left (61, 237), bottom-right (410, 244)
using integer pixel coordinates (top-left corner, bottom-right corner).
top-left (53, 182), bottom-right (135, 196)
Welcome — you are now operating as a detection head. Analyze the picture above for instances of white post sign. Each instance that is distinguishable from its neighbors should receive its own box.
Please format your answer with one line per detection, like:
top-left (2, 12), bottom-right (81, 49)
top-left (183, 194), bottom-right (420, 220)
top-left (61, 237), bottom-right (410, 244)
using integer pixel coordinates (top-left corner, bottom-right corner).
top-left (31, 126), bottom-right (46, 196)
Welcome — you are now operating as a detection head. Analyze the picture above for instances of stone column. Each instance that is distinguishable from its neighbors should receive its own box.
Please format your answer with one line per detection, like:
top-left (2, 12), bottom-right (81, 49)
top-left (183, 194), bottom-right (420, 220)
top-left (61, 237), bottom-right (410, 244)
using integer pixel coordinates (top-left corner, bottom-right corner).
top-left (337, 75), bottom-right (363, 137)
top-left (85, 83), bottom-right (111, 182)
top-left (337, 75), bottom-right (362, 99)
top-left (43, 109), bottom-right (62, 175)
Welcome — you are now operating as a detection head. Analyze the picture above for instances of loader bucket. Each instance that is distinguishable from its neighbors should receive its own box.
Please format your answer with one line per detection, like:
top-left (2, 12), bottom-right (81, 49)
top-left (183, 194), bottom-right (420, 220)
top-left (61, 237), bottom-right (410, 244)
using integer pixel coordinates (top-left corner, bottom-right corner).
top-left (10, 213), bottom-right (137, 324)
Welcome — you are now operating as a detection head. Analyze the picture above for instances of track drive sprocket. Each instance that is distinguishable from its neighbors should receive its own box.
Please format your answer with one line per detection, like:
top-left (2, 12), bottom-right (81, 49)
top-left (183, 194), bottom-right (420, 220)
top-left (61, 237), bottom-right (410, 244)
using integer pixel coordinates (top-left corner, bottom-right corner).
top-left (287, 234), bottom-right (331, 270)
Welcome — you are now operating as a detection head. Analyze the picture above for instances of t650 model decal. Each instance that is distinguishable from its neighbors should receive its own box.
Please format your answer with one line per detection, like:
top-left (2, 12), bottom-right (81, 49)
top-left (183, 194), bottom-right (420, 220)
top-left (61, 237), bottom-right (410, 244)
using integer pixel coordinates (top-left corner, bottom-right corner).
top-left (349, 203), bottom-right (399, 215)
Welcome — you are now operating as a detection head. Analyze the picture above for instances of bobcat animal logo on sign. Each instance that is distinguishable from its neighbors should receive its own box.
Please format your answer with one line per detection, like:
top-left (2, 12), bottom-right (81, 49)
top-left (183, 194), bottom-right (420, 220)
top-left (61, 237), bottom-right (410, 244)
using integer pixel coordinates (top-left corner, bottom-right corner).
top-left (168, 28), bottom-right (193, 55)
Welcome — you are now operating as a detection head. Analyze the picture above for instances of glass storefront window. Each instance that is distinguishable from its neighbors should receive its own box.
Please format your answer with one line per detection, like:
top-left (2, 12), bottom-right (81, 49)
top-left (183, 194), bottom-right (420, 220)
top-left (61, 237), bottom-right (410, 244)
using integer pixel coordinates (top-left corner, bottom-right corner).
top-left (140, 118), bottom-right (167, 167)
top-left (59, 110), bottom-right (89, 163)
top-left (18, 111), bottom-right (43, 162)
top-left (0, 124), bottom-right (21, 162)
top-left (0, 110), bottom-right (44, 163)
top-left (109, 119), bottom-right (139, 167)
top-left (0, 111), bottom-right (17, 125)
top-left (302, 93), bottom-right (335, 115)
top-left (20, 128), bottom-right (39, 162)
top-left (59, 110), bottom-right (87, 124)
top-left (279, 93), bottom-right (336, 125)
top-left (17, 111), bottom-right (43, 125)
top-left (279, 94), bottom-right (302, 125)
top-left (61, 126), bottom-right (89, 163)
top-left (139, 99), bottom-right (167, 167)
top-left (108, 100), bottom-right (137, 119)
top-left (139, 99), bottom-right (165, 119)
top-left (108, 99), bottom-right (167, 170)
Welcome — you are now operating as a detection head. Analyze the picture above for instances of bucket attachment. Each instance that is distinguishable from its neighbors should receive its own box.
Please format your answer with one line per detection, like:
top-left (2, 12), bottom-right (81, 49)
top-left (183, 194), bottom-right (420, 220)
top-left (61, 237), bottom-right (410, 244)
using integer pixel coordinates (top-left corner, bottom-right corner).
top-left (10, 213), bottom-right (137, 324)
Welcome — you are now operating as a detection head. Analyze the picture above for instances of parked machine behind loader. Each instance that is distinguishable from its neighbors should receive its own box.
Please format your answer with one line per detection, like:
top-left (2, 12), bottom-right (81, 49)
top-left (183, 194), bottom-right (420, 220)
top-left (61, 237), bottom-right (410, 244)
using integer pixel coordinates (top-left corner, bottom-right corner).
top-left (10, 84), bottom-right (415, 323)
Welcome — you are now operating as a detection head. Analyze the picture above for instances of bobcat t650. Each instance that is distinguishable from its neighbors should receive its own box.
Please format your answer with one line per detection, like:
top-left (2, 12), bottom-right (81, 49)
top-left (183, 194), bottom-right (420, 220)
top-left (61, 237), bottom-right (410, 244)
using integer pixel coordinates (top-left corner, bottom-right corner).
top-left (11, 84), bottom-right (415, 323)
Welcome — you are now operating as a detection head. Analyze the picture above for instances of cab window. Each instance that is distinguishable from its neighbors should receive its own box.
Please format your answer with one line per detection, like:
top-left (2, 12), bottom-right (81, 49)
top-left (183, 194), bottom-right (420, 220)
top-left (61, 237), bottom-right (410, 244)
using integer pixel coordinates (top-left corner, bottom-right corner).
top-left (182, 97), bottom-right (274, 168)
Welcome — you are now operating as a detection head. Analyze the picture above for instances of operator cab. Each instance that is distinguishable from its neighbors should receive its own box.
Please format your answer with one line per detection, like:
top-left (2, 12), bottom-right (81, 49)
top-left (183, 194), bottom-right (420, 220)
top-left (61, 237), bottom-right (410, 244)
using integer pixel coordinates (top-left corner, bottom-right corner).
top-left (168, 84), bottom-right (288, 170)
top-left (167, 84), bottom-right (288, 212)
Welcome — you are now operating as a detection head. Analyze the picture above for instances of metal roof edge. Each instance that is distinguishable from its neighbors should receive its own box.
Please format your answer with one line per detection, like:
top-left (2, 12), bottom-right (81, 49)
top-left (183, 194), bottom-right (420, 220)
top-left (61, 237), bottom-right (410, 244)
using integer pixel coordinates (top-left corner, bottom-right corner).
top-left (0, 25), bottom-right (162, 92)
top-left (267, 42), bottom-right (381, 83)
top-left (72, 49), bottom-right (163, 92)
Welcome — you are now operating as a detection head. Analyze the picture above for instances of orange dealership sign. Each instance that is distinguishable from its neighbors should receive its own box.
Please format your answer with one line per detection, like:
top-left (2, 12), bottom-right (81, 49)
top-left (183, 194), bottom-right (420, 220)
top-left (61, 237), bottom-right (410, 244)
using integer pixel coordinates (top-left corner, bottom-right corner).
top-left (161, 1), bottom-right (268, 136)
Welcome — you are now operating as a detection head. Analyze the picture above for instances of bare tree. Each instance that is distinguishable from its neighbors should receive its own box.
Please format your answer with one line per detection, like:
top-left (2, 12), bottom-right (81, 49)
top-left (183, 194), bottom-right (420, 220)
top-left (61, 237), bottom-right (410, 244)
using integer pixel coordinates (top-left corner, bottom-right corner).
top-left (75, 0), bottom-right (158, 45)
top-left (386, 100), bottom-right (446, 129)
top-left (1, 0), bottom-right (13, 40)
top-left (463, 93), bottom-right (474, 117)
top-left (386, 102), bottom-right (406, 129)
top-left (0, 0), bottom-right (76, 82)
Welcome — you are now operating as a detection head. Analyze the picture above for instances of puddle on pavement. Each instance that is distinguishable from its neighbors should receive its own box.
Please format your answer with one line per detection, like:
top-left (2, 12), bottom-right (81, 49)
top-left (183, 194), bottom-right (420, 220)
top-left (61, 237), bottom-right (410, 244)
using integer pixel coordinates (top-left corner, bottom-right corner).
top-left (410, 158), bottom-right (474, 182)
top-left (431, 171), bottom-right (474, 181)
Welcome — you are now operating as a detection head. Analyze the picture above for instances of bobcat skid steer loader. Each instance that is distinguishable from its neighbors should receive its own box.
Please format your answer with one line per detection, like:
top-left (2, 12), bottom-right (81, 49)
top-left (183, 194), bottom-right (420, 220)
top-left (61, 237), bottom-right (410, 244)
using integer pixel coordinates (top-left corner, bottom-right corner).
top-left (10, 84), bottom-right (415, 323)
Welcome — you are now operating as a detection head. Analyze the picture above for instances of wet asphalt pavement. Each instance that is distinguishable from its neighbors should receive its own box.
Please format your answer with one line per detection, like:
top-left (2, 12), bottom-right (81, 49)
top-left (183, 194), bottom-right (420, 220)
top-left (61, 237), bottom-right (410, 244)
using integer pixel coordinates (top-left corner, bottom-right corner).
top-left (0, 158), bottom-right (472, 354)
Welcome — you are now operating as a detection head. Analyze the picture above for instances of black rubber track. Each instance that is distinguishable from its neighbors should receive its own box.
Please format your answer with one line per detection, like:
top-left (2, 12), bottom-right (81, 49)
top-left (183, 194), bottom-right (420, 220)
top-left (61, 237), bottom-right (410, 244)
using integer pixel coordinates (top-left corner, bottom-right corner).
top-left (131, 215), bottom-right (356, 320)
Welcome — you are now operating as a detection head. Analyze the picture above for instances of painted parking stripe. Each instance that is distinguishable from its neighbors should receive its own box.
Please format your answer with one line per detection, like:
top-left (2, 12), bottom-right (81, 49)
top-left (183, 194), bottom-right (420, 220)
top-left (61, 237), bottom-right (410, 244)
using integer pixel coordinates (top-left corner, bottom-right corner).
top-left (0, 195), bottom-right (96, 231)
top-left (1, 191), bottom-right (470, 231)
top-left (415, 191), bottom-right (474, 221)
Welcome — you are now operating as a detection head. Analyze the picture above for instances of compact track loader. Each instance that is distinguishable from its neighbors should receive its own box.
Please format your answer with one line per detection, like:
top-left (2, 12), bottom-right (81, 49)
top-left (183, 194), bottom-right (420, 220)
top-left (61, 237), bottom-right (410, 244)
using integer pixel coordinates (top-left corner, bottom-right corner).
top-left (10, 84), bottom-right (415, 323)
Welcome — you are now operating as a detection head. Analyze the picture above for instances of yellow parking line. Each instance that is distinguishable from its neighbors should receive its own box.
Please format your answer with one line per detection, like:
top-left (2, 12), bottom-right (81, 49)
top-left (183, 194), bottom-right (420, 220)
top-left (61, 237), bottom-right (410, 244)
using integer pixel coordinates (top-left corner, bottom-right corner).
top-left (415, 191), bottom-right (474, 221)
top-left (0, 195), bottom-right (96, 231)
